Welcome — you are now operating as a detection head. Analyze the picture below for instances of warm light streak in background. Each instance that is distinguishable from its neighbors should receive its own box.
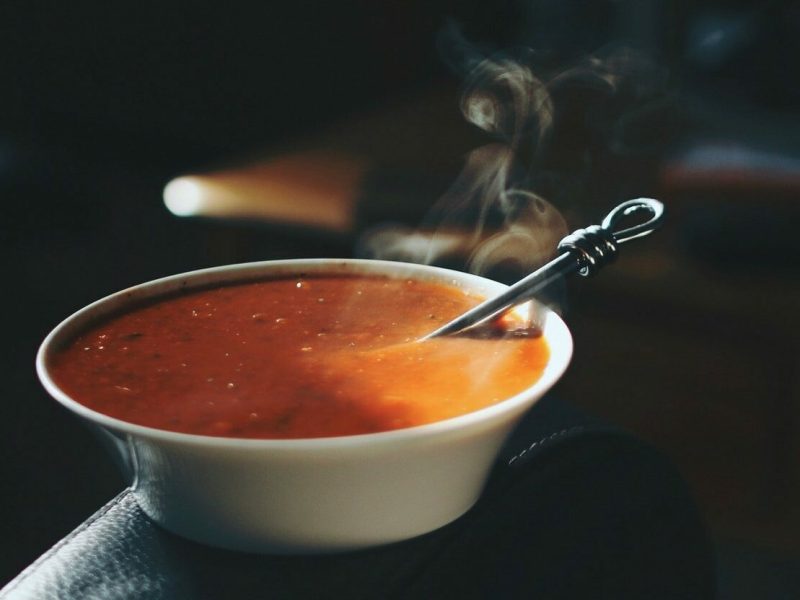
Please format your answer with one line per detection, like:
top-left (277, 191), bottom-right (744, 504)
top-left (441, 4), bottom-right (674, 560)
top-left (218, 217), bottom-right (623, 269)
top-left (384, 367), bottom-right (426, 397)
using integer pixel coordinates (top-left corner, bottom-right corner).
top-left (163, 151), bottom-right (368, 233)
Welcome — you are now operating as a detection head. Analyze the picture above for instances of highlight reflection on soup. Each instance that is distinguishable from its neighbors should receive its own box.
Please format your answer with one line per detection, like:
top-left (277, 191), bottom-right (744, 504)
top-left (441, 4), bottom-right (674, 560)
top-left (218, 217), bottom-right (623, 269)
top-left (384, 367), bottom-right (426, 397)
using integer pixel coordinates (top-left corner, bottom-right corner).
top-left (50, 275), bottom-right (550, 438)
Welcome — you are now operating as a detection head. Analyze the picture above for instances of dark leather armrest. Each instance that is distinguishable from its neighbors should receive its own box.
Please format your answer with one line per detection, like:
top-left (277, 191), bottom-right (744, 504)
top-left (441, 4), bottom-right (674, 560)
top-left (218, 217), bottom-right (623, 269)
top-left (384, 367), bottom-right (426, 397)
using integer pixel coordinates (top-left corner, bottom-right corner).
top-left (1, 396), bottom-right (715, 599)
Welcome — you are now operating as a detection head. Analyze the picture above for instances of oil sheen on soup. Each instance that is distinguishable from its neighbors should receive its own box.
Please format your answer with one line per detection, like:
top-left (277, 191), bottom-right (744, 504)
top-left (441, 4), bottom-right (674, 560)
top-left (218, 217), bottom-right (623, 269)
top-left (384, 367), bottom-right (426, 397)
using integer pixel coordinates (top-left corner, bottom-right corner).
top-left (50, 275), bottom-right (550, 438)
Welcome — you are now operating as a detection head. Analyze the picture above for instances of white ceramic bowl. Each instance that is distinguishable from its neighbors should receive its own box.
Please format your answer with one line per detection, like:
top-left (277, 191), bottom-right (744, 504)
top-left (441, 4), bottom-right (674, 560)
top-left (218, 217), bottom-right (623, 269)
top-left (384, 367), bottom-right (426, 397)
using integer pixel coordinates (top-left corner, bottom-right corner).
top-left (37, 259), bottom-right (572, 553)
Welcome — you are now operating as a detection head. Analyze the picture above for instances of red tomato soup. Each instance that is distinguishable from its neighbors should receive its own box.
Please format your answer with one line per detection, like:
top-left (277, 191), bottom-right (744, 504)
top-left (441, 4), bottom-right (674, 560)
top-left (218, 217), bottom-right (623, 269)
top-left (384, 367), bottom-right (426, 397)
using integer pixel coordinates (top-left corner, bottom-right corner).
top-left (49, 275), bottom-right (550, 438)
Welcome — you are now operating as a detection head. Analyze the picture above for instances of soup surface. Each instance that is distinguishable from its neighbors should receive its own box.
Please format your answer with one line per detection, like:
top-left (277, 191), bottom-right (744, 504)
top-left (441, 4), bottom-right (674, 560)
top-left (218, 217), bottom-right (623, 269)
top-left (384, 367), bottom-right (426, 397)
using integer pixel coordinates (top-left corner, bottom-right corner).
top-left (50, 275), bottom-right (549, 438)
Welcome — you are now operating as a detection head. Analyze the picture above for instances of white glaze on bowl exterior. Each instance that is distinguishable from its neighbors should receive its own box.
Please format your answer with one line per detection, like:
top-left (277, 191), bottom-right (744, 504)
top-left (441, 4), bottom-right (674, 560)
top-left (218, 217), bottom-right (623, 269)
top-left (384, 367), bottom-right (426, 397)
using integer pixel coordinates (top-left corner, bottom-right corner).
top-left (37, 259), bottom-right (573, 553)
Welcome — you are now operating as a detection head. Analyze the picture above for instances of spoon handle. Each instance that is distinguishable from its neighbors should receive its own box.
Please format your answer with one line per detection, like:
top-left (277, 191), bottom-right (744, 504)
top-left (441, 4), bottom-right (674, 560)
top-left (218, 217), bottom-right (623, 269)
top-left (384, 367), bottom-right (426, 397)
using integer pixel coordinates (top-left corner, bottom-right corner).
top-left (422, 198), bottom-right (665, 339)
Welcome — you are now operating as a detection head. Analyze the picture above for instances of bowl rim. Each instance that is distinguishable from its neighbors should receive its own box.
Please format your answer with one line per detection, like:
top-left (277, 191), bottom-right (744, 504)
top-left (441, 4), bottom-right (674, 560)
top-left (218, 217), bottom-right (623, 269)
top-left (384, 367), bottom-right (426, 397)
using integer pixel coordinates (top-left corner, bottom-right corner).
top-left (36, 258), bottom-right (573, 449)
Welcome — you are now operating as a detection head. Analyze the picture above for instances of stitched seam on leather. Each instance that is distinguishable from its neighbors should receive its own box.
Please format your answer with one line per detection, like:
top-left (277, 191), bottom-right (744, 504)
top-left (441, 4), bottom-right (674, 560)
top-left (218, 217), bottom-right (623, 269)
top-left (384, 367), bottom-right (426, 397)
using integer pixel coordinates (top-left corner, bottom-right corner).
top-left (506, 425), bottom-right (587, 465)
top-left (0, 489), bottom-right (131, 597)
top-left (396, 424), bottom-right (602, 597)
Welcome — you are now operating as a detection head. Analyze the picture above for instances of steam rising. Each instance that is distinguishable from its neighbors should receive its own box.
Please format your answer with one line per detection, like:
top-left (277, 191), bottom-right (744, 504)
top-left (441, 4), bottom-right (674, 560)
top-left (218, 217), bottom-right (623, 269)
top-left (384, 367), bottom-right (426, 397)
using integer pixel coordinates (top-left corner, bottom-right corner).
top-left (460, 56), bottom-right (553, 153)
top-left (360, 25), bottom-right (665, 282)
top-left (417, 143), bottom-right (566, 277)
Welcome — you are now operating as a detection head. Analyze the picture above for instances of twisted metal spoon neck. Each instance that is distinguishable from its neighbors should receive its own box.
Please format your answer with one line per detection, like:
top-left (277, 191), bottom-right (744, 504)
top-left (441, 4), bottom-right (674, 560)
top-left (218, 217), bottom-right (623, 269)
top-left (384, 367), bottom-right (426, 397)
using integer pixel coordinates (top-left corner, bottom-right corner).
top-left (556, 224), bottom-right (619, 277)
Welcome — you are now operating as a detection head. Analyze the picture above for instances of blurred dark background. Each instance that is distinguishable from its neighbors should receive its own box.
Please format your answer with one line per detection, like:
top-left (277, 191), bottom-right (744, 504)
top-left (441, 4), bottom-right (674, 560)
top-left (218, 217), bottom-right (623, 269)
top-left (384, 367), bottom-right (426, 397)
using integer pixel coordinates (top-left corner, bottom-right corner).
top-left (1, 1), bottom-right (798, 597)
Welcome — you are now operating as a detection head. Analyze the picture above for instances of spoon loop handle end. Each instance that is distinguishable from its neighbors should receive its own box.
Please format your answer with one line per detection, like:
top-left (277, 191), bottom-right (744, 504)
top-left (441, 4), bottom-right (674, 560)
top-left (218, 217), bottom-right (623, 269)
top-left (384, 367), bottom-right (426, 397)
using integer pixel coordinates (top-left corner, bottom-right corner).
top-left (601, 198), bottom-right (665, 245)
top-left (556, 198), bottom-right (664, 277)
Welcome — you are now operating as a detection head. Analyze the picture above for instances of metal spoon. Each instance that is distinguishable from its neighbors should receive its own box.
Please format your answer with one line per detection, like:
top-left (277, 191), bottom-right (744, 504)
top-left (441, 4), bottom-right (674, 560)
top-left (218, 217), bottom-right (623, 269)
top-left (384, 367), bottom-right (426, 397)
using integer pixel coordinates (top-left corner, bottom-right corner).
top-left (421, 198), bottom-right (665, 339)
